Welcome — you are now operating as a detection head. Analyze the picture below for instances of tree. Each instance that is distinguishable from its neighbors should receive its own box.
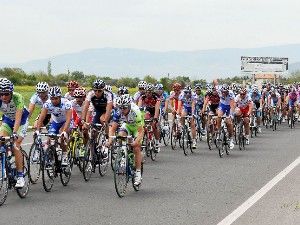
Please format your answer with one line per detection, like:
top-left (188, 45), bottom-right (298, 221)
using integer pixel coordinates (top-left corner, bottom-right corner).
top-left (144, 75), bottom-right (157, 84)
top-left (47, 60), bottom-right (52, 76)
top-left (71, 71), bottom-right (85, 81)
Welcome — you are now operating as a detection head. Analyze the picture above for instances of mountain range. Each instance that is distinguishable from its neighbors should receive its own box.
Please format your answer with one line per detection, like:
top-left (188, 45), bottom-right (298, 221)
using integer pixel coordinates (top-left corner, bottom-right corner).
top-left (2, 44), bottom-right (300, 80)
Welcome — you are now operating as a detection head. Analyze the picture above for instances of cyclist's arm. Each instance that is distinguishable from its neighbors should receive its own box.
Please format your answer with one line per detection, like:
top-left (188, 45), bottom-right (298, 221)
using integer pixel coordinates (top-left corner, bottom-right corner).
top-left (36, 108), bottom-right (48, 130)
top-left (81, 100), bottom-right (90, 122)
top-left (13, 108), bottom-right (23, 134)
top-left (61, 108), bottom-right (72, 132)
top-left (104, 102), bottom-right (113, 124)
top-left (28, 103), bottom-right (35, 119)
top-left (192, 100), bottom-right (196, 115)
top-left (177, 100), bottom-right (182, 115)
top-left (137, 97), bottom-right (143, 108)
top-left (154, 100), bottom-right (160, 119)
top-left (164, 98), bottom-right (169, 113)
top-left (202, 97), bottom-right (208, 113)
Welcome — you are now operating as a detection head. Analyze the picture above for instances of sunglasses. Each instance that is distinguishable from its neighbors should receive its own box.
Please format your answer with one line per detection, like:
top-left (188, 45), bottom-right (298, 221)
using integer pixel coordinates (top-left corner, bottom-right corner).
top-left (119, 106), bottom-right (129, 110)
top-left (184, 91), bottom-right (191, 94)
top-left (0, 93), bottom-right (10, 96)
top-left (75, 96), bottom-right (85, 99)
top-left (50, 97), bottom-right (60, 100)
top-left (94, 89), bottom-right (103, 93)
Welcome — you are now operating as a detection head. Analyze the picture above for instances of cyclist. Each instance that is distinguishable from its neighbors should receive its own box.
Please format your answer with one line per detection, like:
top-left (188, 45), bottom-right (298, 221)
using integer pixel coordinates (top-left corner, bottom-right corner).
top-left (267, 87), bottom-right (281, 126)
top-left (169, 82), bottom-right (182, 120)
top-left (71, 87), bottom-right (86, 128)
top-left (216, 82), bottom-right (235, 149)
top-left (65, 80), bottom-right (80, 101)
top-left (286, 86), bottom-right (298, 125)
top-left (28, 82), bottom-right (51, 127)
top-left (155, 83), bottom-right (169, 119)
top-left (138, 83), bottom-right (161, 152)
top-left (117, 86), bottom-right (129, 96)
top-left (81, 80), bottom-right (113, 127)
top-left (177, 85), bottom-right (197, 149)
top-left (202, 85), bottom-right (220, 120)
top-left (192, 84), bottom-right (206, 136)
top-left (250, 86), bottom-right (263, 133)
top-left (0, 78), bottom-right (29, 187)
top-left (36, 86), bottom-right (72, 166)
top-left (133, 81), bottom-right (147, 104)
top-left (107, 94), bottom-right (144, 186)
top-left (235, 88), bottom-right (253, 145)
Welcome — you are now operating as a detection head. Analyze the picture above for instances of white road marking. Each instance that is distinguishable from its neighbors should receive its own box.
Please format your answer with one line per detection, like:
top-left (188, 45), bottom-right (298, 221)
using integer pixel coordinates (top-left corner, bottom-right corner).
top-left (217, 156), bottom-right (300, 225)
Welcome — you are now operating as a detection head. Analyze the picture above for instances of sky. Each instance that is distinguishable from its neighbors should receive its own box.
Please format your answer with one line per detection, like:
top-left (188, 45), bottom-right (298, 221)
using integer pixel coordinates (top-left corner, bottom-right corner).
top-left (0, 0), bottom-right (300, 63)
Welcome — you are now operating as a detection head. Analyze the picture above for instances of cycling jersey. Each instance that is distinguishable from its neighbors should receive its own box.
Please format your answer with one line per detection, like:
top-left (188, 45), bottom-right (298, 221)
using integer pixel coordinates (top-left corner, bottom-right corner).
top-left (194, 91), bottom-right (205, 111)
top-left (169, 91), bottom-right (180, 111)
top-left (133, 91), bottom-right (143, 103)
top-left (30, 93), bottom-right (50, 108)
top-left (112, 103), bottom-right (144, 137)
top-left (43, 98), bottom-right (72, 123)
top-left (218, 90), bottom-right (235, 106)
top-left (157, 92), bottom-right (169, 109)
top-left (64, 92), bottom-right (75, 101)
top-left (86, 90), bottom-right (113, 113)
top-left (71, 99), bottom-right (83, 126)
top-left (268, 93), bottom-right (281, 107)
top-left (0, 92), bottom-right (29, 137)
top-left (288, 92), bottom-right (298, 107)
top-left (235, 94), bottom-right (252, 109)
top-left (140, 93), bottom-right (160, 116)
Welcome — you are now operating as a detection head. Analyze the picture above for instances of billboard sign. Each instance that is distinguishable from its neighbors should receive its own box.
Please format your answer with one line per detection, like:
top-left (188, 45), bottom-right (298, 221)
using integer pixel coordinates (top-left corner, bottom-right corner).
top-left (241, 56), bottom-right (288, 73)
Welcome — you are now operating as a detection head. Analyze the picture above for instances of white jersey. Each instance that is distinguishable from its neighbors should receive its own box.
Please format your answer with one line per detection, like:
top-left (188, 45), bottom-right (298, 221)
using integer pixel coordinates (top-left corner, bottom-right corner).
top-left (235, 94), bottom-right (252, 109)
top-left (218, 89), bottom-right (235, 105)
top-left (133, 91), bottom-right (142, 103)
top-left (64, 92), bottom-right (75, 101)
top-left (30, 93), bottom-right (49, 108)
top-left (43, 98), bottom-right (72, 123)
top-left (71, 99), bottom-right (83, 117)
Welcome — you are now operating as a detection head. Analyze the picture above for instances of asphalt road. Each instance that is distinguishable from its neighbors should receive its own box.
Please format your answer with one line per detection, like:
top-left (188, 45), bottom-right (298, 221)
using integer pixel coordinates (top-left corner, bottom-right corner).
top-left (0, 123), bottom-right (299, 225)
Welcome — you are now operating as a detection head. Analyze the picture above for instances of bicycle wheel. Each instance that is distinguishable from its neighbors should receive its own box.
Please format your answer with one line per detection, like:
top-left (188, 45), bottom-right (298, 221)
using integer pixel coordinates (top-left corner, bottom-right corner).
top-left (196, 117), bottom-right (202, 142)
top-left (114, 148), bottom-right (128, 198)
top-left (16, 149), bottom-right (30, 198)
top-left (110, 145), bottom-right (117, 171)
top-left (182, 125), bottom-right (188, 156)
top-left (42, 147), bottom-right (55, 192)
top-left (187, 128), bottom-right (193, 154)
top-left (83, 141), bottom-right (93, 182)
top-left (206, 124), bottom-right (213, 150)
top-left (28, 143), bottom-right (41, 184)
top-left (217, 130), bottom-right (225, 158)
top-left (238, 124), bottom-right (245, 150)
top-left (149, 139), bottom-right (156, 161)
top-left (170, 124), bottom-right (177, 150)
top-left (60, 151), bottom-right (72, 186)
top-left (162, 124), bottom-right (170, 146)
top-left (0, 155), bottom-right (8, 206)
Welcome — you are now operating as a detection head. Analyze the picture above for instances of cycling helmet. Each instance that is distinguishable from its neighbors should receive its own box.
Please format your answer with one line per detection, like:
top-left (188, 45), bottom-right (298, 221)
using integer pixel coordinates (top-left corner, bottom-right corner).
top-left (67, 80), bottom-right (79, 89)
top-left (194, 83), bottom-right (202, 90)
top-left (172, 83), bottom-right (182, 91)
top-left (49, 86), bottom-right (62, 97)
top-left (105, 84), bottom-right (112, 92)
top-left (73, 87), bottom-right (86, 97)
top-left (240, 88), bottom-right (247, 94)
top-left (221, 84), bottom-right (229, 92)
top-left (116, 94), bottom-right (132, 107)
top-left (252, 87), bottom-right (259, 93)
top-left (146, 83), bottom-right (154, 91)
top-left (155, 83), bottom-right (164, 90)
top-left (138, 81), bottom-right (147, 89)
top-left (118, 86), bottom-right (129, 95)
top-left (93, 79), bottom-right (105, 89)
top-left (0, 78), bottom-right (14, 93)
top-left (184, 85), bottom-right (192, 93)
top-left (206, 88), bottom-right (213, 95)
top-left (36, 82), bottom-right (49, 93)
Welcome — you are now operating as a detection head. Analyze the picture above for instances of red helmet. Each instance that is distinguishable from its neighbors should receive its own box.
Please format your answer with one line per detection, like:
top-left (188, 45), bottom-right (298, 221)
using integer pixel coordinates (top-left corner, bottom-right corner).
top-left (73, 87), bottom-right (86, 97)
top-left (172, 83), bottom-right (182, 91)
top-left (67, 80), bottom-right (79, 89)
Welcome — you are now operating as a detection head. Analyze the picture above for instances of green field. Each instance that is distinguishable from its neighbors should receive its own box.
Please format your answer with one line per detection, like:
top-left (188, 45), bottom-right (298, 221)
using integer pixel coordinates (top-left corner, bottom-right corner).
top-left (1, 86), bottom-right (138, 125)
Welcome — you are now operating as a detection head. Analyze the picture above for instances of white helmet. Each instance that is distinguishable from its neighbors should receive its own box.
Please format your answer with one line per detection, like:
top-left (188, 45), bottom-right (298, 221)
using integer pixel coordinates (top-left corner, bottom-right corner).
top-left (116, 94), bottom-right (132, 107)
top-left (105, 84), bottom-right (112, 92)
top-left (49, 86), bottom-right (62, 97)
top-left (0, 78), bottom-right (14, 92)
top-left (138, 81), bottom-right (147, 89)
top-left (36, 82), bottom-right (49, 93)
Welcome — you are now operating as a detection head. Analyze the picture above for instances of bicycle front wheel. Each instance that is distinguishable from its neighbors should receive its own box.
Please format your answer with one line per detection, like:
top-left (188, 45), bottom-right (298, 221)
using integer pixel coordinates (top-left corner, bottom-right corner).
top-left (0, 155), bottom-right (8, 206)
top-left (16, 149), bottom-right (30, 198)
top-left (83, 141), bottom-right (93, 182)
top-left (42, 148), bottom-right (55, 192)
top-left (28, 143), bottom-right (41, 184)
top-left (114, 148), bottom-right (128, 198)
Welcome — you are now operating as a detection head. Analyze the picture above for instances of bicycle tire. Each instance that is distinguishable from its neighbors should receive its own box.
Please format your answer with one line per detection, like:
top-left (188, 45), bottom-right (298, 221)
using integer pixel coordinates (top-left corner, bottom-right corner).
top-left (16, 149), bottom-right (30, 198)
top-left (114, 148), bottom-right (128, 198)
top-left (162, 124), bottom-right (170, 146)
top-left (82, 141), bottom-right (93, 182)
top-left (132, 162), bottom-right (143, 192)
top-left (170, 124), bottom-right (177, 150)
top-left (97, 133), bottom-right (109, 177)
top-left (217, 130), bottom-right (225, 158)
top-left (28, 142), bottom-right (41, 184)
top-left (206, 124), bottom-right (213, 150)
top-left (182, 125), bottom-right (188, 156)
top-left (60, 151), bottom-right (72, 186)
top-left (42, 147), bottom-right (55, 192)
top-left (0, 154), bottom-right (8, 206)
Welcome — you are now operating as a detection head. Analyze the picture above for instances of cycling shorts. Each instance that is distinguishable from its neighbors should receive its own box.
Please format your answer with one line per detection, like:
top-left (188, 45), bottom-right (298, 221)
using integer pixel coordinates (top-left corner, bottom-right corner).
top-left (218, 103), bottom-right (231, 116)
